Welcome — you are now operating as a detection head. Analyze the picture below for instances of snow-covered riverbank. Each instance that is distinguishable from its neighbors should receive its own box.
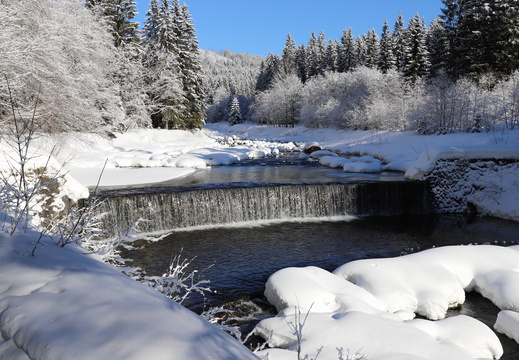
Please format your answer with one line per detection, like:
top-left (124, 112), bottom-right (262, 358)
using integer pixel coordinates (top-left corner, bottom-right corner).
top-left (1, 123), bottom-right (519, 359)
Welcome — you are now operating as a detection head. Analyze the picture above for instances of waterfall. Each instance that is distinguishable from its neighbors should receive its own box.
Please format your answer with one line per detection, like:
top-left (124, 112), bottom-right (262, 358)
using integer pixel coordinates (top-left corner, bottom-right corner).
top-left (94, 181), bottom-right (430, 238)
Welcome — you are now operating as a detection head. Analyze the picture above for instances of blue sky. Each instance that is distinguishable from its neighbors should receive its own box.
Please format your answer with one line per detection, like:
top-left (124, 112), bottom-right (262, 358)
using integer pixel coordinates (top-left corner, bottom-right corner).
top-left (135, 0), bottom-right (445, 56)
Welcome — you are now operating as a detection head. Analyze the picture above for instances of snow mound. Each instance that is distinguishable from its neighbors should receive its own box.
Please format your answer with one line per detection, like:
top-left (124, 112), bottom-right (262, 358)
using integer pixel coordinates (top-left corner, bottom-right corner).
top-left (495, 310), bottom-right (519, 343)
top-left (255, 245), bottom-right (519, 360)
top-left (0, 229), bottom-right (258, 360)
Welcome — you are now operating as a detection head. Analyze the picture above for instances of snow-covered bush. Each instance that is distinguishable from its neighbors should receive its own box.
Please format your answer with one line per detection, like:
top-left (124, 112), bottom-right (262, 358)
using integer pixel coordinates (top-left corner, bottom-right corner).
top-left (252, 67), bottom-right (415, 130)
top-left (253, 74), bottom-right (304, 127)
top-left (410, 76), bottom-right (498, 134)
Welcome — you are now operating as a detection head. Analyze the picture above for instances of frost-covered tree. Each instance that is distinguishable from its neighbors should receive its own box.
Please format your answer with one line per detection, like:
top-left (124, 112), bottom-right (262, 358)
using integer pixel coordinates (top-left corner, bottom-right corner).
top-left (402, 14), bottom-right (430, 82)
top-left (354, 36), bottom-right (368, 68)
top-left (142, 0), bottom-right (204, 129)
top-left (338, 28), bottom-right (356, 73)
top-left (86, 0), bottom-right (148, 129)
top-left (256, 53), bottom-right (282, 91)
top-left (392, 13), bottom-right (407, 72)
top-left (253, 74), bottom-right (303, 127)
top-left (174, 3), bottom-right (206, 129)
top-left (0, 0), bottom-right (122, 132)
top-left (325, 40), bottom-right (339, 72)
top-left (295, 45), bottom-right (309, 83)
top-left (282, 33), bottom-right (297, 75)
top-left (143, 0), bottom-right (183, 129)
top-left (427, 18), bottom-right (450, 78)
top-left (379, 20), bottom-right (396, 73)
top-left (86, 0), bottom-right (140, 47)
top-left (227, 96), bottom-right (243, 125)
top-left (363, 29), bottom-right (380, 69)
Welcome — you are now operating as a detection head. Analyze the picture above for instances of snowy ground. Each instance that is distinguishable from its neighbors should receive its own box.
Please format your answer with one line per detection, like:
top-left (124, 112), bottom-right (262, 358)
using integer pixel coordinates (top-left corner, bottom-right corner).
top-left (1, 123), bottom-right (519, 359)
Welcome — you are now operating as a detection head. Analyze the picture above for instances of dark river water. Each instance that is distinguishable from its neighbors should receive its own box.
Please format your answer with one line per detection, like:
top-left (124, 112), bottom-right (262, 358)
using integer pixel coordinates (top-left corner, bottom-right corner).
top-left (121, 214), bottom-right (519, 358)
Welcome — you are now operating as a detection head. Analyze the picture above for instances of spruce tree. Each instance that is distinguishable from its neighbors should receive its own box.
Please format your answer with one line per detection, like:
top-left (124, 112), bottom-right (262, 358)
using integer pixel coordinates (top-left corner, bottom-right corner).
top-left (86, 0), bottom-right (147, 129)
top-left (256, 53), bottom-right (282, 91)
top-left (392, 13), bottom-right (407, 72)
top-left (306, 31), bottom-right (320, 78)
top-left (379, 20), bottom-right (396, 73)
top-left (427, 18), bottom-right (450, 77)
top-left (337, 28), bottom-right (356, 73)
top-left (403, 14), bottom-right (430, 82)
top-left (174, 3), bottom-right (206, 129)
top-left (295, 45), bottom-right (309, 83)
top-left (282, 33), bottom-right (297, 75)
top-left (363, 29), bottom-right (380, 69)
top-left (228, 96), bottom-right (243, 125)
top-left (354, 36), bottom-right (367, 67)
top-left (86, 0), bottom-right (140, 47)
top-left (325, 40), bottom-right (339, 72)
top-left (143, 0), bottom-right (183, 129)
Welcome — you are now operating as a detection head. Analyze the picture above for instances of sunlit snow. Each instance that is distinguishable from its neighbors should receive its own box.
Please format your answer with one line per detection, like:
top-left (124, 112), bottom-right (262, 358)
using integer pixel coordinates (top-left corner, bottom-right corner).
top-left (1, 123), bottom-right (519, 359)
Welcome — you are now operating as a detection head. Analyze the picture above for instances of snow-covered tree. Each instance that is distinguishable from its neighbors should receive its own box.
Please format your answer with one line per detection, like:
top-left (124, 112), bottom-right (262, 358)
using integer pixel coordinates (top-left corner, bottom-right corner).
top-left (256, 53), bottom-right (282, 91)
top-left (86, 0), bottom-right (140, 47)
top-left (427, 18), bottom-right (450, 78)
top-left (282, 33), bottom-right (297, 76)
top-left (227, 96), bottom-right (243, 125)
top-left (363, 29), bottom-right (380, 69)
top-left (338, 28), bottom-right (356, 73)
top-left (253, 74), bottom-right (303, 127)
top-left (142, 0), bottom-right (183, 129)
top-left (392, 13), bottom-right (407, 72)
top-left (379, 20), bottom-right (396, 73)
top-left (402, 14), bottom-right (430, 82)
top-left (325, 40), bottom-right (339, 72)
top-left (174, 3), bottom-right (206, 129)
top-left (86, 0), bottom-right (148, 129)
top-left (0, 0), bottom-right (122, 132)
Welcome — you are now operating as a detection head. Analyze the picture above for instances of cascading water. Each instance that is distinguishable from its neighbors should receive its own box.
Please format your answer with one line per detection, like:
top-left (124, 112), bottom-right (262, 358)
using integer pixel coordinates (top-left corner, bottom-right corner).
top-left (94, 181), bottom-right (430, 238)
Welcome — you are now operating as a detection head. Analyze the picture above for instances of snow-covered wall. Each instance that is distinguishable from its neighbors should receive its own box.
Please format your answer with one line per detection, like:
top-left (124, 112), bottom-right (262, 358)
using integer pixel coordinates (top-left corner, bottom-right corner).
top-left (406, 148), bottom-right (519, 221)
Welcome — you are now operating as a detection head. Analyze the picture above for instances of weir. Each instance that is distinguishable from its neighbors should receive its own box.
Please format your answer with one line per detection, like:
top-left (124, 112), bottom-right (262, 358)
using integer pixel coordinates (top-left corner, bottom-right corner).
top-left (94, 181), bottom-right (431, 238)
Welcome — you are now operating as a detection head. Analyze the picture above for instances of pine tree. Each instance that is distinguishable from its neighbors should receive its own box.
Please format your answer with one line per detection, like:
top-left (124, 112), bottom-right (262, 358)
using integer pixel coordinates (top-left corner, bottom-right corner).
top-left (228, 96), bottom-right (243, 125)
top-left (306, 31), bottom-right (320, 78)
top-left (142, 0), bottom-right (205, 129)
top-left (379, 20), bottom-right (396, 73)
top-left (493, 0), bottom-right (519, 76)
top-left (256, 53), bottom-right (282, 91)
top-left (337, 28), bottom-right (356, 72)
top-left (143, 0), bottom-right (183, 129)
top-left (392, 13), bottom-right (407, 72)
top-left (86, 0), bottom-right (147, 129)
top-left (325, 40), bottom-right (339, 72)
top-left (363, 29), bottom-right (380, 69)
top-left (295, 45), bottom-right (309, 83)
top-left (427, 18), bottom-right (450, 77)
top-left (174, 3), bottom-right (206, 129)
top-left (403, 14), bottom-right (430, 82)
top-left (354, 36), bottom-right (367, 67)
top-left (86, 0), bottom-right (140, 47)
top-left (282, 33), bottom-right (297, 75)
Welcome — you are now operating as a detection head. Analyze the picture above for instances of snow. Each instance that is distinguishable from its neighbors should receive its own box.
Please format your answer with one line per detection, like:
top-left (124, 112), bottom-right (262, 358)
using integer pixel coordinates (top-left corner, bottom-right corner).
top-left (1, 122), bottom-right (519, 359)
top-left (0, 222), bottom-right (259, 360)
top-left (255, 245), bottom-right (519, 360)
